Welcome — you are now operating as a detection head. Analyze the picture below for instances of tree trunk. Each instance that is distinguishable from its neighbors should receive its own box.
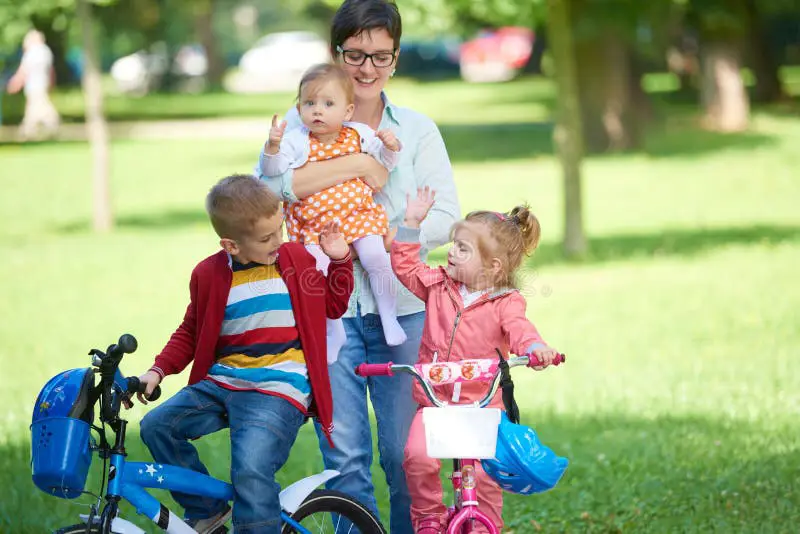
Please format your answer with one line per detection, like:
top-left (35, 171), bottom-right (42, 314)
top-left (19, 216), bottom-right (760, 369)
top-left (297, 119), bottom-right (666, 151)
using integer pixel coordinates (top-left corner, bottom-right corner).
top-left (575, 30), bottom-right (645, 152)
top-left (547, 0), bottom-right (587, 258)
top-left (742, 0), bottom-right (785, 102)
top-left (700, 41), bottom-right (749, 132)
top-left (524, 25), bottom-right (547, 74)
top-left (194, 0), bottom-right (225, 88)
top-left (665, 7), bottom-right (700, 97)
top-left (77, 0), bottom-right (113, 232)
top-left (629, 56), bottom-right (654, 124)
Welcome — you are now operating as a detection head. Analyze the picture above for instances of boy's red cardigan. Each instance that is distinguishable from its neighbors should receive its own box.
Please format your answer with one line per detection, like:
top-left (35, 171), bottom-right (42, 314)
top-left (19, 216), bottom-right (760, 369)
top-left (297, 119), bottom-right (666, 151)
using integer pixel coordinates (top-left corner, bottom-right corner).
top-left (150, 243), bottom-right (354, 446)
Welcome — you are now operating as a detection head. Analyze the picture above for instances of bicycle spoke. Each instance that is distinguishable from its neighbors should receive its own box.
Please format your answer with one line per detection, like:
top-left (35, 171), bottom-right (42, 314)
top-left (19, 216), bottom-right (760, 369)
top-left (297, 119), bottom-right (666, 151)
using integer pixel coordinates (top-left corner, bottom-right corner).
top-left (308, 512), bottom-right (325, 533)
top-left (289, 491), bottom-right (384, 534)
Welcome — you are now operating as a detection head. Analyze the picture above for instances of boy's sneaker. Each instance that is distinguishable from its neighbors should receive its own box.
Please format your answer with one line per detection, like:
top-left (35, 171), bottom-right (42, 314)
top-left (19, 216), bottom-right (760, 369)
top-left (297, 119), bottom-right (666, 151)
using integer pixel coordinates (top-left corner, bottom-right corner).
top-left (185, 505), bottom-right (231, 533)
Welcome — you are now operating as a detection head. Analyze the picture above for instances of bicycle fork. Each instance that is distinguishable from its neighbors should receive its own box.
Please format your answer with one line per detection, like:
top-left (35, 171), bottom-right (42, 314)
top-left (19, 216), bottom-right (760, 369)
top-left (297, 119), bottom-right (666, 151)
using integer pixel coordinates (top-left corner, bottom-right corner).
top-left (447, 459), bottom-right (499, 534)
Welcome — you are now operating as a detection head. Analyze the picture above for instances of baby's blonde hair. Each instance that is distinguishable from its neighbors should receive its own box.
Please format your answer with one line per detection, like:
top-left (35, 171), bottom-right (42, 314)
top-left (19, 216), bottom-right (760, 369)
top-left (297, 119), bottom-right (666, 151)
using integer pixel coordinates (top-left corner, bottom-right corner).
top-left (452, 205), bottom-right (541, 288)
top-left (297, 63), bottom-right (355, 105)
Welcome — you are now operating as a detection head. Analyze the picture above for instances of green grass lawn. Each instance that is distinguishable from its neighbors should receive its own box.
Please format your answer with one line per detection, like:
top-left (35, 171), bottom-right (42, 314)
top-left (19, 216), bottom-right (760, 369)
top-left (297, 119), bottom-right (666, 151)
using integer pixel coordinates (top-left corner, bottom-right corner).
top-left (0, 75), bottom-right (554, 126)
top-left (1, 78), bottom-right (799, 533)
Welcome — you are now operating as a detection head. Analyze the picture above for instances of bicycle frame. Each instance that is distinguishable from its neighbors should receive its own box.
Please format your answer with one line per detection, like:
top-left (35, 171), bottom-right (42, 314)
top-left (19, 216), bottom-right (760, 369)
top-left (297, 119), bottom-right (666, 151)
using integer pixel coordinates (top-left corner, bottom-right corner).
top-left (79, 350), bottom-right (342, 533)
top-left (445, 458), bottom-right (498, 534)
top-left (99, 451), bottom-right (338, 533)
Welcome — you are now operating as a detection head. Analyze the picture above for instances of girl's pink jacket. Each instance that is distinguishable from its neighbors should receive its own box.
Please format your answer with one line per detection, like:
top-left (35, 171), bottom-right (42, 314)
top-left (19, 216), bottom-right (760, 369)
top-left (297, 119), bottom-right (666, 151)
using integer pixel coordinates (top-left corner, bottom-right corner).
top-left (390, 226), bottom-right (546, 407)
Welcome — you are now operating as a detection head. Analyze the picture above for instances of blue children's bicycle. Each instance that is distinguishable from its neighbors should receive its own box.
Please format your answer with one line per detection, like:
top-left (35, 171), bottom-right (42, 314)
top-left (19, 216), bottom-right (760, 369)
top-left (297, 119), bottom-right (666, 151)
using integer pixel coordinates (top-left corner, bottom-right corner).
top-left (31, 334), bottom-right (386, 534)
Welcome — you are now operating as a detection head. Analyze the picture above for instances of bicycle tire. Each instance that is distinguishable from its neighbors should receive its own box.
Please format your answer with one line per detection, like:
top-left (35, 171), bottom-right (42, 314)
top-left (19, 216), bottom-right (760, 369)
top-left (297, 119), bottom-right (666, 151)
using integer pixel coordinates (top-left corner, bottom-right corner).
top-left (281, 489), bottom-right (386, 534)
top-left (54, 524), bottom-right (101, 534)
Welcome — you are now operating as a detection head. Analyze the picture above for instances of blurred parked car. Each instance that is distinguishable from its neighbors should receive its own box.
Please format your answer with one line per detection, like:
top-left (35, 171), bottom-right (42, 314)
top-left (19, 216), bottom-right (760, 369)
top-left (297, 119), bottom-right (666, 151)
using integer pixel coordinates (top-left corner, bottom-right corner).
top-left (227, 31), bottom-right (329, 93)
top-left (459, 27), bottom-right (535, 83)
top-left (395, 37), bottom-right (461, 80)
top-left (173, 44), bottom-right (208, 78)
top-left (110, 49), bottom-right (168, 96)
top-left (172, 44), bottom-right (208, 93)
top-left (110, 44), bottom-right (211, 95)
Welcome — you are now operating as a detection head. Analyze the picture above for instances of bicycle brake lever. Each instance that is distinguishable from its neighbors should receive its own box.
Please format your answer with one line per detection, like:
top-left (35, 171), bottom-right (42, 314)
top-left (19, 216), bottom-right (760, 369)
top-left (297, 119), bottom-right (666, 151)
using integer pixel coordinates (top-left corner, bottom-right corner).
top-left (89, 349), bottom-right (105, 367)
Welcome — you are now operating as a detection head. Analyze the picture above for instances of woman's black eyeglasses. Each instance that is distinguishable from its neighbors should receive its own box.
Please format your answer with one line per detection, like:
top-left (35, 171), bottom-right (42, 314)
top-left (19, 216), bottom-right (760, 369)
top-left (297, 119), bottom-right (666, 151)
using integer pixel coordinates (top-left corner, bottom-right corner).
top-left (336, 46), bottom-right (397, 68)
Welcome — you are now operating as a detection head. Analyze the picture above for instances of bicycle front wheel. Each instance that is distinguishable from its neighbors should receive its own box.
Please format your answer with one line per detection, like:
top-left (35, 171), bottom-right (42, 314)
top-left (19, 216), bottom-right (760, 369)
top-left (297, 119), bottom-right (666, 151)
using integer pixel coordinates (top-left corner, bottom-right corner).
top-left (281, 489), bottom-right (385, 534)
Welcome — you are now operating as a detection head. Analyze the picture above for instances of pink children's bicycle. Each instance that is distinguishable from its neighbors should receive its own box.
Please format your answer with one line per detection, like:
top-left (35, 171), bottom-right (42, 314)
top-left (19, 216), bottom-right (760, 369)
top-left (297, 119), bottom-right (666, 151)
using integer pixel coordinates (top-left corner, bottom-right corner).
top-left (356, 353), bottom-right (567, 534)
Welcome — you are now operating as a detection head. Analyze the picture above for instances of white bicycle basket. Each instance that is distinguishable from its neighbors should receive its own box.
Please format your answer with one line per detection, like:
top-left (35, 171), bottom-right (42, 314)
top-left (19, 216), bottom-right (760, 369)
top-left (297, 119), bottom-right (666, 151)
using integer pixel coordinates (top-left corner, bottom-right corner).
top-left (422, 407), bottom-right (501, 459)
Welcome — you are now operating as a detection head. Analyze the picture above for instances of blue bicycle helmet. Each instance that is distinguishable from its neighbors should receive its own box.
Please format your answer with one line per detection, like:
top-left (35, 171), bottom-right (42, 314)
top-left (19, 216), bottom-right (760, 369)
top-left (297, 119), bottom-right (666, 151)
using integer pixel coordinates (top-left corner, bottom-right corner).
top-left (31, 368), bottom-right (96, 499)
top-left (481, 412), bottom-right (568, 495)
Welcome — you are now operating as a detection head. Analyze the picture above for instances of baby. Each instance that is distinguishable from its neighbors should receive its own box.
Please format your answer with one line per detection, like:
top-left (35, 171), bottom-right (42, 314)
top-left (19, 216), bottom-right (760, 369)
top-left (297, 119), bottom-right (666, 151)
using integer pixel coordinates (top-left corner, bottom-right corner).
top-left (260, 63), bottom-right (407, 362)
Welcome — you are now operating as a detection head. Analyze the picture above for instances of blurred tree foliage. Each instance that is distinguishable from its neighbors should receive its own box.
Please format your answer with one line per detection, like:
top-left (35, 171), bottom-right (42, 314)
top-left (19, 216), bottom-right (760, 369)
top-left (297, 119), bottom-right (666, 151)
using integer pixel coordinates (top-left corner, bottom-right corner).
top-left (2, 0), bottom-right (798, 138)
top-left (0, 0), bottom-right (77, 82)
top-left (0, 0), bottom-right (331, 86)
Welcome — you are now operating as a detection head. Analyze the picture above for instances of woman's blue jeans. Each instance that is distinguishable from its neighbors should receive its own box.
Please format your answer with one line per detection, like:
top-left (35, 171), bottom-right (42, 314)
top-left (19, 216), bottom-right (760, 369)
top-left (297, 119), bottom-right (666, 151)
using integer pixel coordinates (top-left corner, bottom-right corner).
top-left (315, 310), bottom-right (425, 534)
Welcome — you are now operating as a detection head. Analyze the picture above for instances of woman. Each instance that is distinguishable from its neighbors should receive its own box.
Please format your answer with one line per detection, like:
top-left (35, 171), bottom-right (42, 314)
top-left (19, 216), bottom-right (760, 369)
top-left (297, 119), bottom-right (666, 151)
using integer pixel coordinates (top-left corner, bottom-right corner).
top-left (256, 1), bottom-right (460, 532)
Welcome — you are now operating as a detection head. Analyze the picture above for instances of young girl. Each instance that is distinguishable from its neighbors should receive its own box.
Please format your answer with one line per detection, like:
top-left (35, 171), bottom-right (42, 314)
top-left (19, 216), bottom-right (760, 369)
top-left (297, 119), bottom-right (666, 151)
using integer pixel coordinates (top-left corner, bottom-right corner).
top-left (260, 63), bottom-right (407, 362)
top-left (390, 187), bottom-right (560, 534)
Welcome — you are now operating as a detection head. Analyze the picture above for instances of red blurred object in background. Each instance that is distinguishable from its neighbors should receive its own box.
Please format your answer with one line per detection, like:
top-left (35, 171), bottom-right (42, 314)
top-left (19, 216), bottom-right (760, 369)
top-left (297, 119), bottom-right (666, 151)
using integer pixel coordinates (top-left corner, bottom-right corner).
top-left (459, 27), bottom-right (534, 83)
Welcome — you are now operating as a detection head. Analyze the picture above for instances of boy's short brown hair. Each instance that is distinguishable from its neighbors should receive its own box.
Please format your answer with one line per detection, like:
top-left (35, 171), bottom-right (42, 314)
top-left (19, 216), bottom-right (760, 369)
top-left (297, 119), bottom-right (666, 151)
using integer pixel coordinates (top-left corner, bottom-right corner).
top-left (206, 174), bottom-right (281, 240)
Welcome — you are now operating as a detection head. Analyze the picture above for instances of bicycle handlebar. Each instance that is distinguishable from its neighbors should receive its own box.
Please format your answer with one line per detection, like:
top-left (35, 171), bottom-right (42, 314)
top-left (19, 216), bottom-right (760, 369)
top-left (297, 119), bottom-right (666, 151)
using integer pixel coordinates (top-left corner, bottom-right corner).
top-left (108, 333), bottom-right (138, 360)
top-left (93, 334), bottom-right (162, 422)
top-left (532, 353), bottom-right (566, 366)
top-left (357, 363), bottom-right (396, 377)
top-left (355, 353), bottom-right (564, 408)
top-left (126, 376), bottom-right (162, 402)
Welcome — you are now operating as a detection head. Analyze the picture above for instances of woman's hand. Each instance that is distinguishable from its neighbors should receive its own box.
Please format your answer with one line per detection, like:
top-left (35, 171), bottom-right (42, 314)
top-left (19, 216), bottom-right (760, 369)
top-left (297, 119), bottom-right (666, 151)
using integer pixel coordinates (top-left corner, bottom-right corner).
top-left (293, 153), bottom-right (387, 199)
top-left (359, 154), bottom-right (390, 192)
top-left (403, 187), bottom-right (436, 229)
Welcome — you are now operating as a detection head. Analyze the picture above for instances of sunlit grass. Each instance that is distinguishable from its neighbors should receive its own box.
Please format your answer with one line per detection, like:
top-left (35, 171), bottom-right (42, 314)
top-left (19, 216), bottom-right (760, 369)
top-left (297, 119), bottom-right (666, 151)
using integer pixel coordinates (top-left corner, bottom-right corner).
top-left (1, 78), bottom-right (799, 532)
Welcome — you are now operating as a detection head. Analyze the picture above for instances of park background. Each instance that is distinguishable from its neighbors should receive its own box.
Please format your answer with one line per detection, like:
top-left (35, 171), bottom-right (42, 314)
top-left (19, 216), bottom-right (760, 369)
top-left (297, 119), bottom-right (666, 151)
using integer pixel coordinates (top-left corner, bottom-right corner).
top-left (1, 0), bottom-right (799, 532)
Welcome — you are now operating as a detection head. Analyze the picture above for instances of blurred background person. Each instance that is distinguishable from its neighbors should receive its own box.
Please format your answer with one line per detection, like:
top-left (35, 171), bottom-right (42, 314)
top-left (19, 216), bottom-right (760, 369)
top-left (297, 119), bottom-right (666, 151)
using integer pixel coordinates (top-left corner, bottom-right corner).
top-left (6, 30), bottom-right (60, 140)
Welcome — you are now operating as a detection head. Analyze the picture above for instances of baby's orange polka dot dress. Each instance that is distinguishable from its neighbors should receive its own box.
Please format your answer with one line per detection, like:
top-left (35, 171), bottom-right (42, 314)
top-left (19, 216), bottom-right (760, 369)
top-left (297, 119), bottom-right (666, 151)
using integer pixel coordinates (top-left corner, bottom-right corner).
top-left (286, 126), bottom-right (389, 245)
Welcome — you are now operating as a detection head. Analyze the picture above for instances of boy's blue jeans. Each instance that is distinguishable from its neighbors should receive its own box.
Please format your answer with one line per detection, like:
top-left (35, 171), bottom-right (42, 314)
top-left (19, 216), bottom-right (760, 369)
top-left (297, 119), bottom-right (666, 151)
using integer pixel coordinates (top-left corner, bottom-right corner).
top-left (315, 310), bottom-right (425, 534)
top-left (140, 379), bottom-right (304, 533)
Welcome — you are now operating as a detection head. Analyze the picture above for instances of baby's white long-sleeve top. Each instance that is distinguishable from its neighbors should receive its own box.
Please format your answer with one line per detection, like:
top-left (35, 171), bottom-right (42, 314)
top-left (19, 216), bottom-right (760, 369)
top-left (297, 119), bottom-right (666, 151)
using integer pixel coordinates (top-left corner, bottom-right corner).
top-left (260, 121), bottom-right (400, 178)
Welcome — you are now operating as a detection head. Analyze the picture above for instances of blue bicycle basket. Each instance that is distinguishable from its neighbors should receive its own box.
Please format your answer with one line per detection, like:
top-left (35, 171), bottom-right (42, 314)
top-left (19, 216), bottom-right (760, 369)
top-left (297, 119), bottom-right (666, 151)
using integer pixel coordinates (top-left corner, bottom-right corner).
top-left (481, 412), bottom-right (568, 495)
top-left (31, 367), bottom-right (96, 499)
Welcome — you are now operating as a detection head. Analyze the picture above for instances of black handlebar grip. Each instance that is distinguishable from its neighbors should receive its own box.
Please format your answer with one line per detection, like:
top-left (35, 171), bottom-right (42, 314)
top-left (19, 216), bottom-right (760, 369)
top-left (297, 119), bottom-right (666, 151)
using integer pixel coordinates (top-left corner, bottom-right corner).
top-left (127, 376), bottom-right (162, 402)
top-left (147, 386), bottom-right (162, 402)
top-left (117, 334), bottom-right (138, 354)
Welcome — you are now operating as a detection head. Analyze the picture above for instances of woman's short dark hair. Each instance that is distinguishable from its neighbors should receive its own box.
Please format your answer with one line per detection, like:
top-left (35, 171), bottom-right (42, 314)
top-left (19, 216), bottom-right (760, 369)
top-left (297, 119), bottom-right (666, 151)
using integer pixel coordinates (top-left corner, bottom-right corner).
top-left (330, 0), bottom-right (402, 57)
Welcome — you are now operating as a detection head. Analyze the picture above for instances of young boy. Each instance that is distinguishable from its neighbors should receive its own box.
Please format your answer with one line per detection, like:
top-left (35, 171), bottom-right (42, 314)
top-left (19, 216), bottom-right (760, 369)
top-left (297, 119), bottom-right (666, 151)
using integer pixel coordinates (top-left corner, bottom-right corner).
top-left (135, 174), bottom-right (353, 533)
